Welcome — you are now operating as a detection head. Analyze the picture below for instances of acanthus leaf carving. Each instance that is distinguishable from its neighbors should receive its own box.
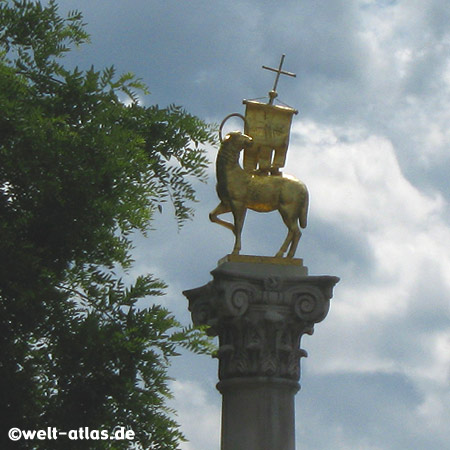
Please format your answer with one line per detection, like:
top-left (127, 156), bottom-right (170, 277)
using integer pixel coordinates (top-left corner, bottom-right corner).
top-left (184, 263), bottom-right (339, 382)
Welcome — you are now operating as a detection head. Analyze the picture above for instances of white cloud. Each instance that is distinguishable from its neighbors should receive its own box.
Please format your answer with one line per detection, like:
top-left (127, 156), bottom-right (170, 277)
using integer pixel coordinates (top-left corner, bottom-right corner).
top-left (168, 380), bottom-right (221, 450)
top-left (287, 119), bottom-right (450, 446)
top-left (291, 118), bottom-right (449, 320)
top-left (54, 0), bottom-right (450, 447)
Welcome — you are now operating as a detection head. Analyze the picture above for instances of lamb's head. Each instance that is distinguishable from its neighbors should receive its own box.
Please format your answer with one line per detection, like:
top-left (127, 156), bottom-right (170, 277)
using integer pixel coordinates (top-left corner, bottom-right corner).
top-left (223, 131), bottom-right (253, 154)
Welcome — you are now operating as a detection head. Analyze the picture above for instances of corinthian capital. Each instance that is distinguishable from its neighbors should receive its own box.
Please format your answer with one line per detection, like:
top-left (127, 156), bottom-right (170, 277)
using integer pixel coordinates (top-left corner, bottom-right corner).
top-left (183, 256), bottom-right (339, 382)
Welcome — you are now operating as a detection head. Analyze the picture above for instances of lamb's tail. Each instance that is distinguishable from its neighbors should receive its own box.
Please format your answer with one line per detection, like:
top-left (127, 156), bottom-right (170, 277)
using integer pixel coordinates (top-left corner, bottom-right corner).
top-left (299, 189), bottom-right (309, 229)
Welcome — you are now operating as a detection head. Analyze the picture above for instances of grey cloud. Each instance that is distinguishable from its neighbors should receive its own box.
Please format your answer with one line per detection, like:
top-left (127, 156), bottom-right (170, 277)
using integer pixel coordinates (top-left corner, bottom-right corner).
top-left (297, 371), bottom-right (438, 450)
top-left (303, 218), bottom-right (376, 281)
top-left (41, 2), bottom-right (450, 448)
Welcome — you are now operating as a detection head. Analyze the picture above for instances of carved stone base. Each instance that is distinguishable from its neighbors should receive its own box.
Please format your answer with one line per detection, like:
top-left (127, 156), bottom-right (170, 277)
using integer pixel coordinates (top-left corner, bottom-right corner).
top-left (183, 257), bottom-right (339, 450)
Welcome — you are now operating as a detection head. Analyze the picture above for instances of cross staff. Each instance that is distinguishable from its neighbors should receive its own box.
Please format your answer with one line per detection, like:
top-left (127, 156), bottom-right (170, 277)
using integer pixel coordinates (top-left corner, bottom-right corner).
top-left (262, 54), bottom-right (296, 104)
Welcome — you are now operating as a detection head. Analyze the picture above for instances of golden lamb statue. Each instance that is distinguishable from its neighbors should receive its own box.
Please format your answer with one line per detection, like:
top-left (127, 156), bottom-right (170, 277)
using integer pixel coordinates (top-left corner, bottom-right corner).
top-left (211, 55), bottom-right (308, 258)
top-left (209, 131), bottom-right (308, 258)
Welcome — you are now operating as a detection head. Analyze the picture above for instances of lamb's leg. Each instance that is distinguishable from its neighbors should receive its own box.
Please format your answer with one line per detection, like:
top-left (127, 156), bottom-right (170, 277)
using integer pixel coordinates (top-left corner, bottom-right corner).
top-left (231, 202), bottom-right (246, 254)
top-left (275, 229), bottom-right (293, 258)
top-left (209, 202), bottom-right (233, 231)
top-left (276, 206), bottom-right (301, 258)
top-left (286, 227), bottom-right (301, 258)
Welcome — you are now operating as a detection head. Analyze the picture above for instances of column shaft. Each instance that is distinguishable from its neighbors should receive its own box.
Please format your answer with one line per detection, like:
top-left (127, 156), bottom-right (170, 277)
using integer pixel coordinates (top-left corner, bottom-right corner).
top-left (183, 256), bottom-right (339, 450)
top-left (218, 377), bottom-right (299, 450)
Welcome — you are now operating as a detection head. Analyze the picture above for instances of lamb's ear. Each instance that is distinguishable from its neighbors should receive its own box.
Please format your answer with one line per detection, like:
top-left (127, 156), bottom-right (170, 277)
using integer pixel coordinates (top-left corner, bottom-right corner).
top-left (224, 131), bottom-right (242, 141)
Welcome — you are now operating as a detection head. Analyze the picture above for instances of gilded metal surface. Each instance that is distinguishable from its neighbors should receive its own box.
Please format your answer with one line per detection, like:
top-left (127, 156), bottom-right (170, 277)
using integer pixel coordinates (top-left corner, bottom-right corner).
top-left (242, 100), bottom-right (297, 174)
top-left (220, 55), bottom-right (298, 175)
top-left (262, 54), bottom-right (296, 106)
top-left (218, 254), bottom-right (307, 271)
top-left (209, 131), bottom-right (309, 258)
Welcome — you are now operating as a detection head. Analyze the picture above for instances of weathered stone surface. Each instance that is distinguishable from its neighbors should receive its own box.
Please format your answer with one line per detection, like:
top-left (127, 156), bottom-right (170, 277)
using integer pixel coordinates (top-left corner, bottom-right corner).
top-left (183, 257), bottom-right (339, 450)
top-left (184, 257), bottom-right (338, 382)
top-left (217, 377), bottom-right (299, 450)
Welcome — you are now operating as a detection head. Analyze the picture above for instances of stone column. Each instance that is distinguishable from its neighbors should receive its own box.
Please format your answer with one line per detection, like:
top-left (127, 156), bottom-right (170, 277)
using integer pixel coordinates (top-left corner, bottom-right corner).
top-left (183, 255), bottom-right (339, 450)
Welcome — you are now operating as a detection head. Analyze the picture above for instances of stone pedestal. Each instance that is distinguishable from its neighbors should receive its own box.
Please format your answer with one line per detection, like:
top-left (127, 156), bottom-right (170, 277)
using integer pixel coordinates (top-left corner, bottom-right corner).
top-left (183, 255), bottom-right (339, 450)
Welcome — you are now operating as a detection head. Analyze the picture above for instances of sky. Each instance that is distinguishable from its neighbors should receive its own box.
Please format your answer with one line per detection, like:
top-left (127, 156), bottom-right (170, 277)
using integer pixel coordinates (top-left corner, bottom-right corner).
top-left (54, 1), bottom-right (450, 448)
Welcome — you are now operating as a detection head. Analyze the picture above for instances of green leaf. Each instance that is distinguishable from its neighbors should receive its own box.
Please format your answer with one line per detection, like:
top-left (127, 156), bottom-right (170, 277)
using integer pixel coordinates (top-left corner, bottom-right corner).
top-left (0, 1), bottom-right (216, 448)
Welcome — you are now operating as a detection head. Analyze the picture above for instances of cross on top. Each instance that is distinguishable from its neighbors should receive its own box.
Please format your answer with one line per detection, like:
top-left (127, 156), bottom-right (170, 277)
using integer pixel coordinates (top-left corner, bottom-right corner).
top-left (262, 54), bottom-right (296, 104)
